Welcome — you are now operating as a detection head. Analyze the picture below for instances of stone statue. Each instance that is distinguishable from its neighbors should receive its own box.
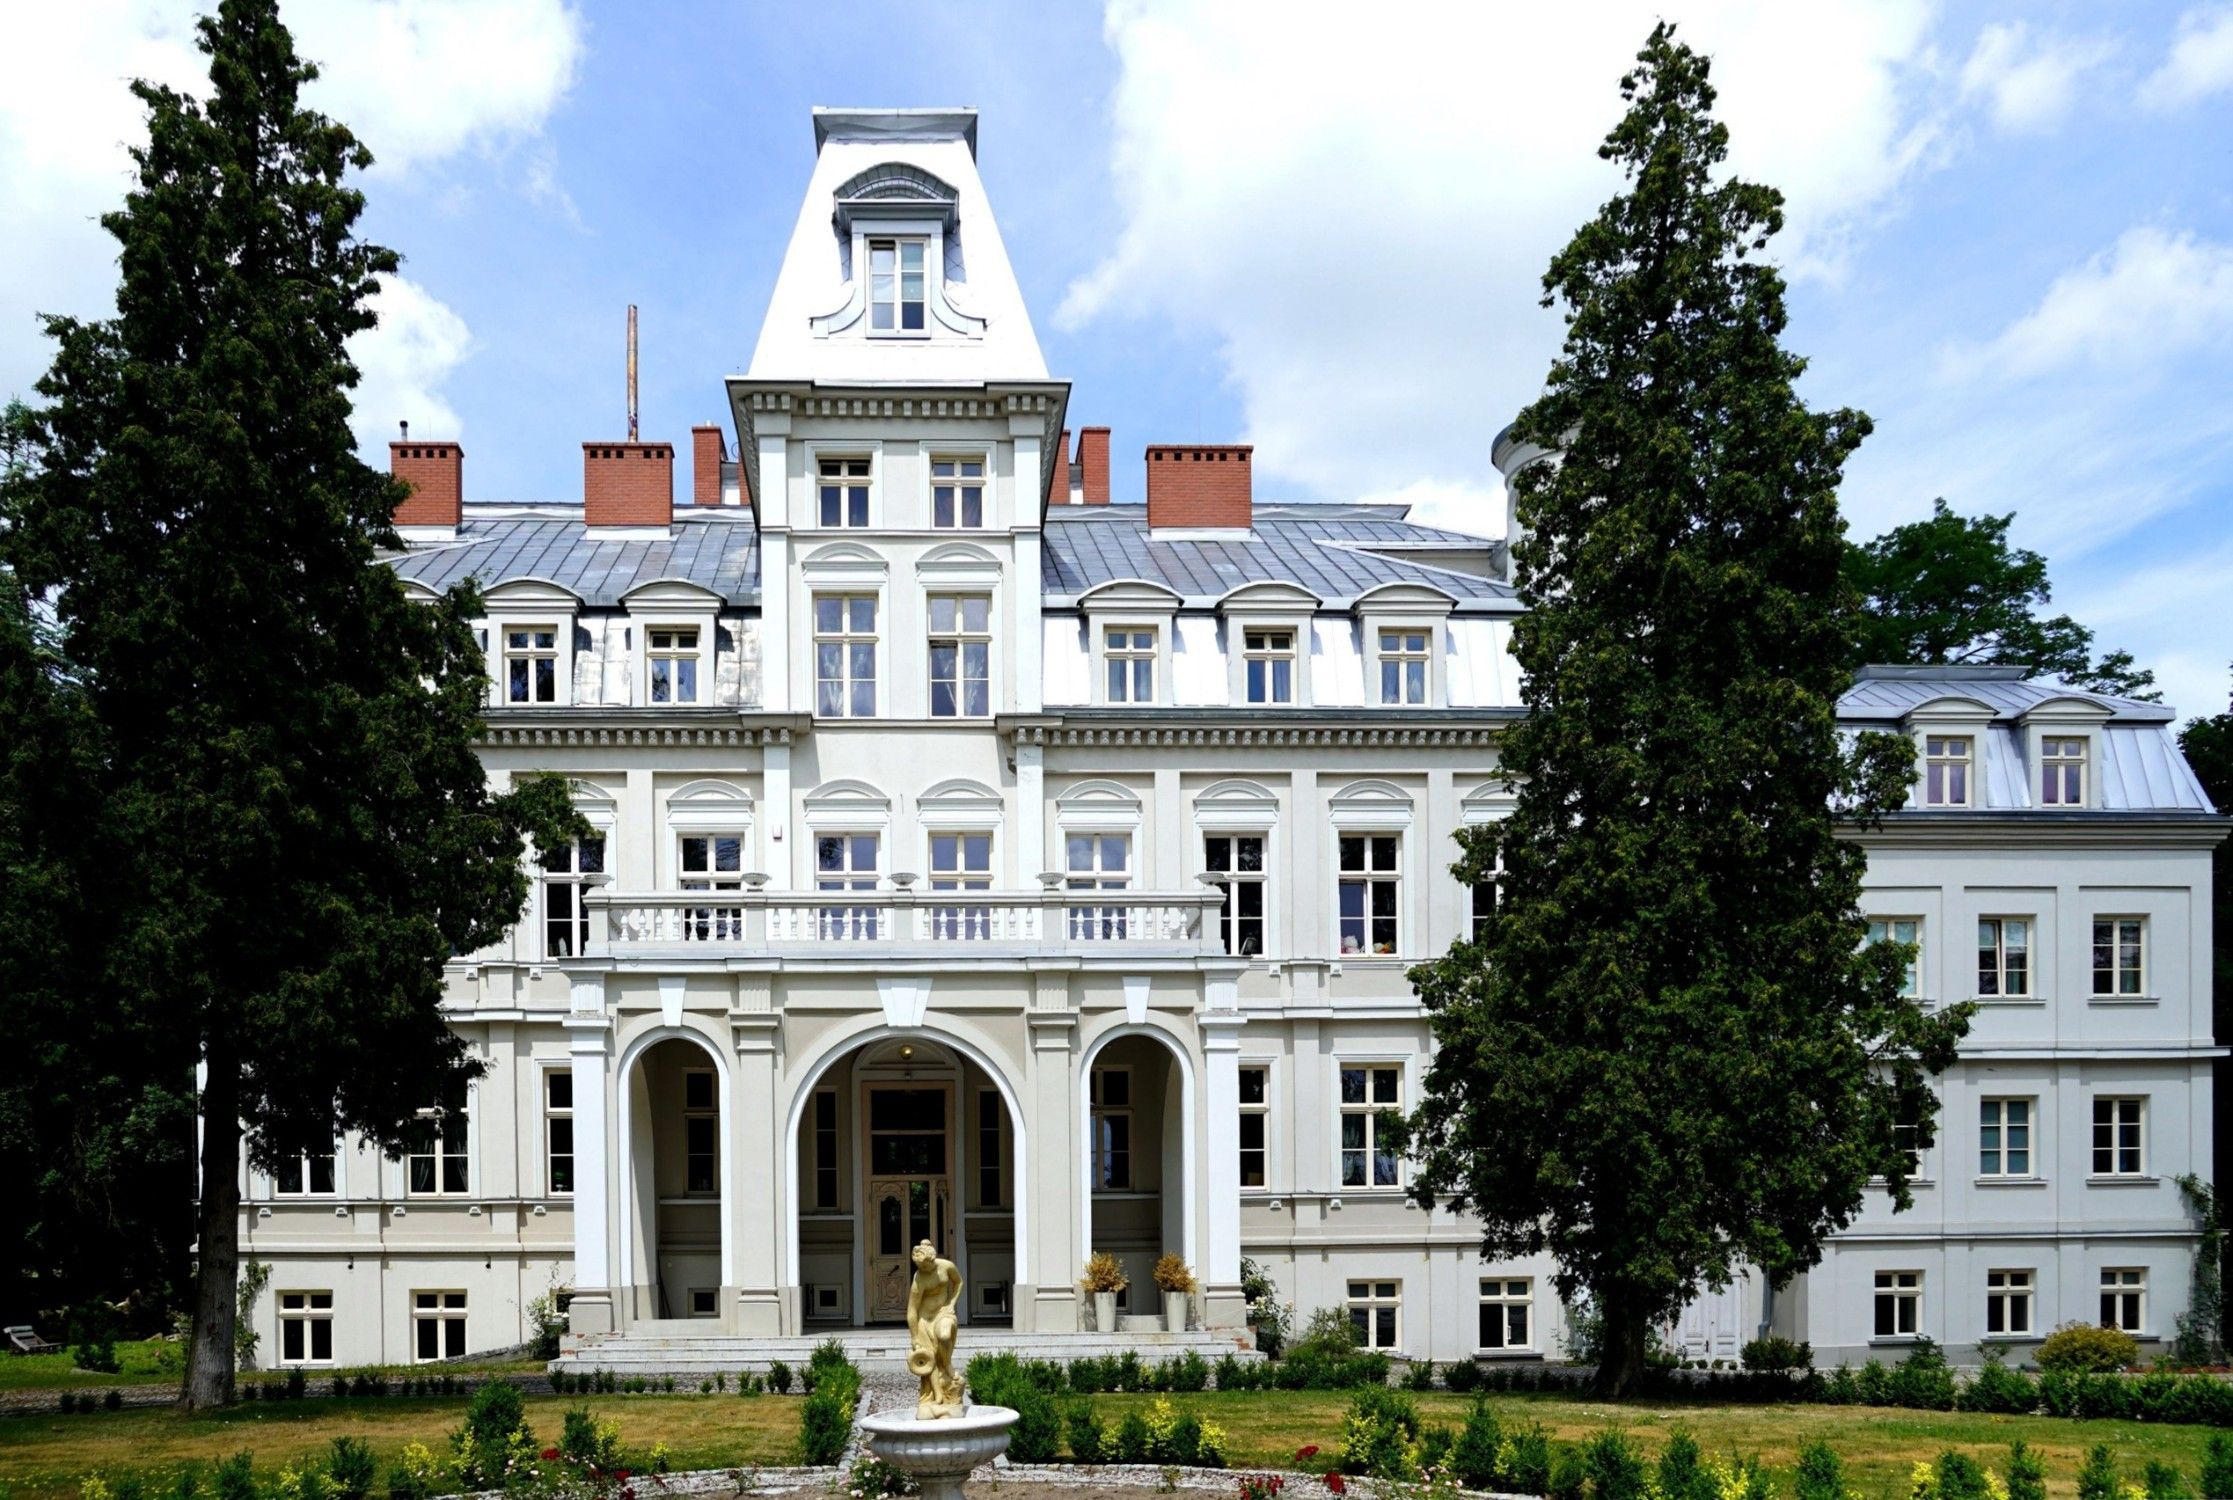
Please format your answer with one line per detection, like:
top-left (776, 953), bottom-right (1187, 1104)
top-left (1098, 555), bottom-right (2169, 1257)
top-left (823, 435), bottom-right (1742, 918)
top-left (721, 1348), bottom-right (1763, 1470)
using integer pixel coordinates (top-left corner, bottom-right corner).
top-left (904, 1239), bottom-right (965, 1418)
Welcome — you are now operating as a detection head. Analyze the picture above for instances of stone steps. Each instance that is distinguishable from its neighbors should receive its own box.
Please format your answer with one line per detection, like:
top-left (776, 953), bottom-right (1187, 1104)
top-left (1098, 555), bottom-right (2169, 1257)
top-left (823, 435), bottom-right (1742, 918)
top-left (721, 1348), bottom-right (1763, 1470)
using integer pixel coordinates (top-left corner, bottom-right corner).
top-left (553, 1326), bottom-right (1260, 1375)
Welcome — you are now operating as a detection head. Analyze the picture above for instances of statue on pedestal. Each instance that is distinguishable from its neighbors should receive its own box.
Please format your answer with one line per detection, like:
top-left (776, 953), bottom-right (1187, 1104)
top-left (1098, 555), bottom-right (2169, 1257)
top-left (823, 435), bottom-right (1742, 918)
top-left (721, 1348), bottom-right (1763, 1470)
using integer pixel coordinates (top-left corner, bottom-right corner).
top-left (904, 1239), bottom-right (965, 1418)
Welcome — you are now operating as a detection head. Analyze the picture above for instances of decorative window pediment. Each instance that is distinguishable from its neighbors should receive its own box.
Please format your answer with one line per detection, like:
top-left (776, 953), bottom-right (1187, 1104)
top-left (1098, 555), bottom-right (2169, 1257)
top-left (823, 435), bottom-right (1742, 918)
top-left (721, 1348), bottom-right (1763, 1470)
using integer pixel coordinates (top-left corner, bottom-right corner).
top-left (1056, 779), bottom-right (1144, 830)
top-left (1216, 581), bottom-right (1323, 616)
top-left (917, 541), bottom-right (1003, 589)
top-left (1329, 778), bottom-right (1415, 830)
top-left (483, 577), bottom-right (584, 611)
top-left (919, 777), bottom-right (1004, 828)
top-left (803, 779), bottom-right (892, 830)
top-left (667, 779), bottom-right (754, 833)
top-left (800, 541), bottom-right (890, 588)
top-left (1194, 778), bottom-right (1281, 831)
top-left (1460, 780), bottom-right (1519, 825)
top-left (1079, 578), bottom-right (1183, 613)
top-left (1350, 581), bottom-right (1459, 616)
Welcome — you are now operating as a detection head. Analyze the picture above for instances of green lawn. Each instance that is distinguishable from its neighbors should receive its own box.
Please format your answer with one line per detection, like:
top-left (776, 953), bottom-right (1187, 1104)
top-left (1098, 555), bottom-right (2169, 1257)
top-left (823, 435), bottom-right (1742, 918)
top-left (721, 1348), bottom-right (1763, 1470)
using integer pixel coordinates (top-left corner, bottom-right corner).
top-left (0, 1341), bottom-right (542, 1393)
top-left (0, 1393), bottom-right (801, 1500)
top-left (1090, 1390), bottom-right (2217, 1498)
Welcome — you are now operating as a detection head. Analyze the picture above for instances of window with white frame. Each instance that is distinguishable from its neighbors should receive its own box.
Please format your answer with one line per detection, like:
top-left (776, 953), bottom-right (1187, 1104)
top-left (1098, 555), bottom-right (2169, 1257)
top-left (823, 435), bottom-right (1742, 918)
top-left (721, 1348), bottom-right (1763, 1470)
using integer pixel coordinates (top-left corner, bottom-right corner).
top-left (1985, 1269), bottom-right (2034, 1337)
top-left (2093, 1097), bottom-right (2145, 1176)
top-left (1874, 1270), bottom-right (1921, 1338)
top-left (930, 456), bottom-right (984, 528)
top-left (812, 1090), bottom-right (840, 1210)
top-left (1892, 1109), bottom-right (1923, 1179)
top-left (412, 1290), bottom-right (466, 1362)
top-left (2101, 1268), bottom-right (2146, 1332)
top-left (684, 1068), bottom-right (717, 1195)
top-left (274, 1144), bottom-right (336, 1196)
top-left (1979, 1097), bottom-right (2034, 1178)
top-left (503, 625), bottom-right (560, 705)
top-left (1924, 736), bottom-right (1972, 806)
top-left (1090, 1067), bottom-right (1131, 1190)
top-left (1105, 627), bottom-right (1156, 704)
top-left (1205, 834), bottom-right (1266, 957)
top-left (1867, 917), bottom-right (1923, 998)
top-left (278, 1291), bottom-right (334, 1364)
top-left (1066, 832), bottom-right (1131, 941)
top-left (1347, 1280), bottom-right (1401, 1350)
top-left (1470, 851), bottom-right (1503, 940)
top-left (1238, 1066), bottom-right (1268, 1188)
top-left (1339, 1064), bottom-right (1402, 1189)
top-left (814, 595), bottom-right (878, 716)
top-left (1378, 629), bottom-right (1430, 706)
top-left (407, 1088), bottom-right (468, 1196)
top-left (1243, 629), bottom-right (1295, 705)
top-left (646, 627), bottom-right (700, 704)
top-left (680, 834), bottom-right (745, 942)
top-left (2092, 918), bottom-right (2145, 997)
top-left (2041, 736), bottom-right (2087, 806)
top-left (541, 834), bottom-right (606, 959)
top-left (1977, 918), bottom-right (2031, 997)
top-left (817, 455), bottom-right (872, 527)
top-left (929, 831), bottom-right (992, 941)
top-left (545, 1070), bottom-right (573, 1195)
top-left (868, 238), bottom-right (926, 332)
top-left (978, 1088), bottom-right (1004, 1207)
top-left (1338, 834), bottom-right (1401, 955)
top-left (816, 832), bottom-right (881, 940)
top-left (928, 594), bottom-right (991, 717)
top-left (1478, 1278), bottom-right (1534, 1351)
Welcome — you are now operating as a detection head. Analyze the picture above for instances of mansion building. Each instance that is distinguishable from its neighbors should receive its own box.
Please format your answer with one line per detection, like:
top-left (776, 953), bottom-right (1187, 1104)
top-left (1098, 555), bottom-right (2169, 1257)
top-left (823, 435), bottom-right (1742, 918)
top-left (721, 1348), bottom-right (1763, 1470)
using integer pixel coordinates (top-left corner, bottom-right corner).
top-left (237, 109), bottom-right (2222, 1371)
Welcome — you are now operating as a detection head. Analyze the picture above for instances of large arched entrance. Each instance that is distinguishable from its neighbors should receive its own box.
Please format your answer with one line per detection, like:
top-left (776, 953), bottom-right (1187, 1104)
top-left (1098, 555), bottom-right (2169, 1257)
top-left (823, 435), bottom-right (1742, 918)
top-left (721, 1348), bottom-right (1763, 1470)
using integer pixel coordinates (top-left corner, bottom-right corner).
top-left (616, 1029), bottom-right (733, 1324)
top-left (1078, 1025), bottom-right (1196, 1323)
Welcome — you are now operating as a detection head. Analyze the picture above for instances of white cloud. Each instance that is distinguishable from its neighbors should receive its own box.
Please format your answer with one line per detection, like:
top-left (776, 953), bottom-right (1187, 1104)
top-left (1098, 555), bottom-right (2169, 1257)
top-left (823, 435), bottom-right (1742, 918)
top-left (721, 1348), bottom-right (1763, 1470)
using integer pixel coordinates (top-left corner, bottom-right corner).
top-left (1958, 21), bottom-right (2113, 134)
top-left (1939, 227), bottom-right (2233, 383)
top-left (351, 276), bottom-right (476, 450)
top-left (2140, 5), bottom-right (2233, 110)
top-left (2057, 543), bottom-right (2233, 723)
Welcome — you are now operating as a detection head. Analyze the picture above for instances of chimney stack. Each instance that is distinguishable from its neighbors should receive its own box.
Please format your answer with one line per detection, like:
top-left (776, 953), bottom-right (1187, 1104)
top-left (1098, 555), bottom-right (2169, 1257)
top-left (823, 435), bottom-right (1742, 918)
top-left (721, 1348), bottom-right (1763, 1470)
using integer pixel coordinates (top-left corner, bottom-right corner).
top-left (1051, 429), bottom-right (1072, 503)
top-left (1145, 445), bottom-right (1252, 530)
top-left (390, 440), bottom-right (462, 534)
top-left (691, 424), bottom-right (728, 508)
top-left (1079, 427), bottom-right (1111, 506)
top-left (584, 442), bottom-right (674, 530)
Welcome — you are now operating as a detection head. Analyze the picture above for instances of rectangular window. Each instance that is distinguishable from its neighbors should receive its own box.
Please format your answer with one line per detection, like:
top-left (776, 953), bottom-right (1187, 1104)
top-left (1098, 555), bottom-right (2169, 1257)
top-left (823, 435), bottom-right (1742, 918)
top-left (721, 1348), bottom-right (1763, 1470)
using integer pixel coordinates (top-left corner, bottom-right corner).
top-left (1205, 834), bottom-right (1266, 957)
top-left (1243, 629), bottom-right (1295, 705)
top-left (2093, 1097), bottom-right (2145, 1176)
top-left (1873, 1270), bottom-right (1920, 1338)
top-left (927, 594), bottom-right (991, 717)
top-left (680, 833), bottom-right (745, 942)
top-left (1338, 834), bottom-right (1401, 955)
top-left (812, 1090), bottom-right (839, 1210)
top-left (1378, 629), bottom-right (1430, 706)
top-left (1977, 917), bottom-right (2031, 997)
top-left (814, 594), bottom-right (878, 716)
top-left (1090, 1067), bottom-right (1131, 1190)
top-left (868, 238), bottom-right (926, 332)
top-left (545, 1070), bottom-right (574, 1195)
top-left (1238, 1066), bottom-right (1268, 1188)
top-left (1469, 852), bottom-right (1502, 940)
top-left (274, 1146), bottom-right (336, 1197)
top-left (1346, 1280), bottom-right (1401, 1351)
top-left (647, 627), bottom-right (698, 704)
top-left (2041, 736), bottom-right (2087, 806)
top-left (1985, 1270), bottom-right (2034, 1337)
top-left (929, 831), bottom-right (992, 941)
top-left (684, 1067), bottom-right (717, 1195)
top-left (930, 456), bottom-right (984, 528)
top-left (1892, 1110), bottom-right (1923, 1179)
top-left (278, 1291), bottom-right (334, 1365)
top-left (1339, 1064), bottom-right (1402, 1188)
top-left (1066, 832), bottom-right (1131, 941)
top-left (1979, 1098), bottom-right (2033, 1177)
top-left (412, 1290), bottom-right (467, 1362)
top-left (817, 456), bottom-right (871, 528)
top-left (1478, 1278), bottom-right (1533, 1351)
top-left (2092, 918), bottom-right (2145, 997)
top-left (407, 1088), bottom-right (468, 1196)
top-left (504, 626), bottom-right (559, 705)
top-left (1867, 917), bottom-right (1923, 998)
top-left (689, 1289), bottom-right (718, 1317)
top-left (816, 833), bottom-right (881, 940)
top-left (2101, 1268), bottom-right (2146, 1333)
top-left (1925, 736), bottom-right (1972, 807)
top-left (978, 1088), bottom-right (1003, 1207)
top-left (541, 834), bottom-right (606, 960)
top-left (1105, 628), bottom-right (1156, 704)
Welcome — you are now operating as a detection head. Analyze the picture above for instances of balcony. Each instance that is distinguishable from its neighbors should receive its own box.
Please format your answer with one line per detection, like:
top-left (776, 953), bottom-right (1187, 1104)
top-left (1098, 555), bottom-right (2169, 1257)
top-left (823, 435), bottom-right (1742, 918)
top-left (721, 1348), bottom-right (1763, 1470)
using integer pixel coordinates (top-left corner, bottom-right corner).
top-left (581, 880), bottom-right (1225, 960)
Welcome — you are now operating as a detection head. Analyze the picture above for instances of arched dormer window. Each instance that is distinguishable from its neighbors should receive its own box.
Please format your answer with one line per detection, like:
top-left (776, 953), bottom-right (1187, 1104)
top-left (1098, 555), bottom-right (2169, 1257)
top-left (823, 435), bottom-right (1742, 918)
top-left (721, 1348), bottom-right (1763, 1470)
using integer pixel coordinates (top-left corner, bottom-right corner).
top-left (1217, 582), bottom-right (1322, 707)
top-left (1080, 579), bottom-right (1182, 708)
top-left (1352, 583), bottom-right (1459, 710)
top-left (481, 579), bottom-right (584, 709)
top-left (621, 579), bottom-right (722, 708)
top-left (810, 162), bottom-right (985, 343)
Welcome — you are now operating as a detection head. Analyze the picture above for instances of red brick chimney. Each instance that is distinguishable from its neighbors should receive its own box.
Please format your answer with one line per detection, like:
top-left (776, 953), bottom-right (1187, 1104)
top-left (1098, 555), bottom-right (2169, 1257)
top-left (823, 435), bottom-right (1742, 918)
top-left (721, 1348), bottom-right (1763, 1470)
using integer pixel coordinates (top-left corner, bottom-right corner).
top-left (691, 424), bottom-right (728, 508)
top-left (390, 441), bottom-right (462, 531)
top-left (1051, 429), bottom-right (1072, 504)
top-left (1146, 445), bottom-right (1252, 530)
top-left (1079, 427), bottom-right (1111, 506)
top-left (584, 441), bottom-right (674, 528)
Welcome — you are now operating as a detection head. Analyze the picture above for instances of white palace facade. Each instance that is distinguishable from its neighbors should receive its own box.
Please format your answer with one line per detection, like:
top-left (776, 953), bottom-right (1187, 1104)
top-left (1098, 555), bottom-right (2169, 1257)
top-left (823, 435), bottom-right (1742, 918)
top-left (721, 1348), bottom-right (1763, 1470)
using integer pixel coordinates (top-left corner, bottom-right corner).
top-left (235, 109), bottom-right (2223, 1371)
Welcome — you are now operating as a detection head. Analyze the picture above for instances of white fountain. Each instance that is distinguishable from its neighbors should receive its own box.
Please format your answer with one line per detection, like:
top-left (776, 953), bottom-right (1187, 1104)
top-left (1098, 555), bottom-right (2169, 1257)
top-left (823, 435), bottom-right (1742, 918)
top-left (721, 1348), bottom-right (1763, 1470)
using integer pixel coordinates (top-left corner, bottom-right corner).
top-left (857, 1241), bottom-right (1018, 1500)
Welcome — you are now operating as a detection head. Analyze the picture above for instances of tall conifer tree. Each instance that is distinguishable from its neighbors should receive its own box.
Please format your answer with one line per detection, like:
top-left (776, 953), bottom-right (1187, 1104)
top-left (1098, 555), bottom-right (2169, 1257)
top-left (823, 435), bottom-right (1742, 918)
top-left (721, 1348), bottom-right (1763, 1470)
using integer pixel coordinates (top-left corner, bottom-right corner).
top-left (1400, 27), bottom-right (1969, 1393)
top-left (0, 1), bottom-right (577, 1406)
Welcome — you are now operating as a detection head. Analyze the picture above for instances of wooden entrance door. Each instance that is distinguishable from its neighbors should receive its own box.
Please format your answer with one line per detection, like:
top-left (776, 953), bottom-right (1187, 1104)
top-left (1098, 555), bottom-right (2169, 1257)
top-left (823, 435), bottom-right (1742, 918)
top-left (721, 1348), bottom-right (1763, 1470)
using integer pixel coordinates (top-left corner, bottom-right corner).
top-left (863, 1086), bottom-right (951, 1323)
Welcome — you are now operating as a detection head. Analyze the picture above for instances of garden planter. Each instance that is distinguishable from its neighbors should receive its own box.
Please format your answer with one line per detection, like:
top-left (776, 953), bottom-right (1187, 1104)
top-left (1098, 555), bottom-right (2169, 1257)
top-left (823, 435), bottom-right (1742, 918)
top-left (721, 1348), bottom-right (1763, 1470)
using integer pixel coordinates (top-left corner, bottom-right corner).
top-left (1094, 1290), bottom-right (1117, 1332)
top-left (1164, 1289), bottom-right (1190, 1332)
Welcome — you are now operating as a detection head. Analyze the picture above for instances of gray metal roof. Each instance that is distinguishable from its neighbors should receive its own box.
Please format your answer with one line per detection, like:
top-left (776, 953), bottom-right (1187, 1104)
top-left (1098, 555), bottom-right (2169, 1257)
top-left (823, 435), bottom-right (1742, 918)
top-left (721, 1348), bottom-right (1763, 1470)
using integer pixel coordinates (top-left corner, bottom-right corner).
top-left (1838, 664), bottom-right (2174, 724)
top-left (386, 509), bottom-right (761, 606)
top-left (1041, 503), bottom-right (1517, 607)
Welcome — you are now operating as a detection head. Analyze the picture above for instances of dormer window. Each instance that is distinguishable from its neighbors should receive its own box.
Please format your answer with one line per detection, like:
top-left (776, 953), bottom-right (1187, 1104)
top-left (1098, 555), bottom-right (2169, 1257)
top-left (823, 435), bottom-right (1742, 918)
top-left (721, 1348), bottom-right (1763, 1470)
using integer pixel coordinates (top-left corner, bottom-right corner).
top-left (648, 628), bottom-right (699, 704)
top-left (1924, 735), bottom-right (1972, 807)
top-left (869, 238), bottom-right (926, 332)
top-left (2041, 736), bottom-right (2086, 805)
top-left (505, 627), bottom-right (560, 705)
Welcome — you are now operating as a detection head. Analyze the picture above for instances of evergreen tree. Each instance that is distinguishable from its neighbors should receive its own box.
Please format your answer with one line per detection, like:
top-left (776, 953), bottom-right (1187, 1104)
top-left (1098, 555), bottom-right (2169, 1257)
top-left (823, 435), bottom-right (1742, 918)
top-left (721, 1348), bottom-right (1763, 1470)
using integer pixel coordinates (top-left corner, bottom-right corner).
top-left (1398, 26), bottom-right (1968, 1394)
top-left (0, 1), bottom-right (577, 1407)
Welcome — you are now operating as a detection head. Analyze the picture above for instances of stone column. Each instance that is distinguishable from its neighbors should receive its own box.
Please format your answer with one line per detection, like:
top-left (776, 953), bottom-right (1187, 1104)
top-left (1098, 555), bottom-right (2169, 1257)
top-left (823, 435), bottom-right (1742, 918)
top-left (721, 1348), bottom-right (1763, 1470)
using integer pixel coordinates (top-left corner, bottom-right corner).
top-left (730, 974), bottom-right (784, 1334)
top-left (564, 966), bottom-right (616, 1335)
top-left (1199, 963), bottom-right (1248, 1329)
top-left (1024, 964), bottom-right (1081, 1331)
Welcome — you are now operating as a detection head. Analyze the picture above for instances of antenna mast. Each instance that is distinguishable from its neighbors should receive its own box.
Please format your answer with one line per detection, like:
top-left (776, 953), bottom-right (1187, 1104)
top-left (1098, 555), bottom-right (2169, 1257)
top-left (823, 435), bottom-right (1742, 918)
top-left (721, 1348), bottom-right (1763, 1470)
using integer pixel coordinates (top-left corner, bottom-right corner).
top-left (626, 304), bottom-right (639, 441)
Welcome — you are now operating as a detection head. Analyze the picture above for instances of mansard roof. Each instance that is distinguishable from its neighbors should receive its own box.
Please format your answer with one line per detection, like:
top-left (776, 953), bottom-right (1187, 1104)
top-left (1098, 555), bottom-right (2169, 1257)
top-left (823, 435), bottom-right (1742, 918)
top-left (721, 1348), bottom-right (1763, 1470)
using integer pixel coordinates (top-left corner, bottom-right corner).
top-left (1839, 664), bottom-right (2176, 723)
top-left (386, 509), bottom-right (760, 606)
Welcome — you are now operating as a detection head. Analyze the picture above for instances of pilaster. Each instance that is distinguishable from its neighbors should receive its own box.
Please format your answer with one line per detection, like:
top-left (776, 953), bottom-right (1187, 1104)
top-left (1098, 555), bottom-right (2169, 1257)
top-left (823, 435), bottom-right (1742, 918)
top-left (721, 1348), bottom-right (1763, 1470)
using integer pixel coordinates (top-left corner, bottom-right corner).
top-left (1024, 965), bottom-right (1080, 1331)
top-left (563, 966), bottom-right (616, 1336)
top-left (729, 969), bottom-right (784, 1334)
top-left (1199, 965), bottom-right (1248, 1329)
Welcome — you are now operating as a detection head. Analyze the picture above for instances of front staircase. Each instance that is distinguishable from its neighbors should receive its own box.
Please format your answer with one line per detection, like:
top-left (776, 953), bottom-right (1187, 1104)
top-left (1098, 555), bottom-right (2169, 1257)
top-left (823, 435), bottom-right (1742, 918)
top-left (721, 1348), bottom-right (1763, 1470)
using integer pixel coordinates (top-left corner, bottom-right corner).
top-left (553, 1323), bottom-right (1260, 1377)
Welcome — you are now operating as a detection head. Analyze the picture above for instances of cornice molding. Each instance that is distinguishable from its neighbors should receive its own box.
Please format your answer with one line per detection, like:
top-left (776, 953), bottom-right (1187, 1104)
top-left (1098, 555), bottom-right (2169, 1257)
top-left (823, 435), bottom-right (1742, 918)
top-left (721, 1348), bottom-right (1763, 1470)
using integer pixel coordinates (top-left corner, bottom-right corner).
top-left (1843, 814), bottom-right (2231, 850)
top-left (1004, 717), bottom-right (1512, 750)
top-left (475, 710), bottom-right (810, 749)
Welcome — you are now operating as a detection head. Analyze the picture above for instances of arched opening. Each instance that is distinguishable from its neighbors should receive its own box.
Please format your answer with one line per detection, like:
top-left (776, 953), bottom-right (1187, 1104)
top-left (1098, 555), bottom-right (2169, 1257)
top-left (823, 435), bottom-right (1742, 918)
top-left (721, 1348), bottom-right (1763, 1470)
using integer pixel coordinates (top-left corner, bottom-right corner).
top-left (617, 1031), bottom-right (731, 1324)
top-left (784, 1030), bottom-right (1025, 1330)
top-left (1080, 1027), bottom-right (1195, 1324)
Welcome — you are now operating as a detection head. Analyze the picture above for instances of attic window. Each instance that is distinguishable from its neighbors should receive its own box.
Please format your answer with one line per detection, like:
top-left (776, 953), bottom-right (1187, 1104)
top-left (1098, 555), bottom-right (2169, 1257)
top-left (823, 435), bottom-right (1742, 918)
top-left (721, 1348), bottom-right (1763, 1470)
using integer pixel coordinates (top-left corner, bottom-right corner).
top-left (870, 239), bottom-right (926, 332)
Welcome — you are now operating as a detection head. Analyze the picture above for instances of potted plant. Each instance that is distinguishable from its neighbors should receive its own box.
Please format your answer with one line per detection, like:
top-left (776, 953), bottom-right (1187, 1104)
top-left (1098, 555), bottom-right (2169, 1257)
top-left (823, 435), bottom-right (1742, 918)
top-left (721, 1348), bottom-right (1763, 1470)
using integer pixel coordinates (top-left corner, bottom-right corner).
top-left (1080, 1252), bottom-right (1128, 1332)
top-left (1153, 1254), bottom-right (1196, 1332)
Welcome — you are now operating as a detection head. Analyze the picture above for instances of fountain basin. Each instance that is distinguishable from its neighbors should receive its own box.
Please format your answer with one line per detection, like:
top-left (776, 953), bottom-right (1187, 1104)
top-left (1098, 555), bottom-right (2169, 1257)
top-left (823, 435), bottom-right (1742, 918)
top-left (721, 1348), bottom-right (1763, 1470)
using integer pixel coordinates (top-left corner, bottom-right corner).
top-left (859, 1405), bottom-right (1018, 1500)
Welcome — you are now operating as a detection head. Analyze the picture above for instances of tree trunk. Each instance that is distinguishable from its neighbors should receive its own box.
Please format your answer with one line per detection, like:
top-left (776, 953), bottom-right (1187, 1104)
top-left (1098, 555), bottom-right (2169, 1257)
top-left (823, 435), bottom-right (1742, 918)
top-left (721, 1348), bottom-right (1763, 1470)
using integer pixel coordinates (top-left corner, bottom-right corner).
top-left (182, 1050), bottom-right (240, 1410)
top-left (1593, 1290), bottom-right (1651, 1397)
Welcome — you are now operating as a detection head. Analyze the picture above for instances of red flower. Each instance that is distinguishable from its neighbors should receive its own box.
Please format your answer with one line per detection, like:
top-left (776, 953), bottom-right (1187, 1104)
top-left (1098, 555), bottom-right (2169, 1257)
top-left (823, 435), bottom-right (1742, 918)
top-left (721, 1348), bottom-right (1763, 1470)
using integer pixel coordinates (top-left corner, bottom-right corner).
top-left (1325, 1475), bottom-right (1346, 1494)
top-left (616, 1471), bottom-right (631, 1482)
top-left (1296, 1446), bottom-right (1319, 1461)
top-left (541, 1449), bottom-right (560, 1462)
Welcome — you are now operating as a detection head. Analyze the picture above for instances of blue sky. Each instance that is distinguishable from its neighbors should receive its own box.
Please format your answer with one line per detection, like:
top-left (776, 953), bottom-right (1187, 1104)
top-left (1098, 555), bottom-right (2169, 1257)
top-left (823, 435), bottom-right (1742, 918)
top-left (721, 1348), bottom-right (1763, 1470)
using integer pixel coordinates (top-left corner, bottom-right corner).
top-left (3, 1), bottom-right (2230, 719)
